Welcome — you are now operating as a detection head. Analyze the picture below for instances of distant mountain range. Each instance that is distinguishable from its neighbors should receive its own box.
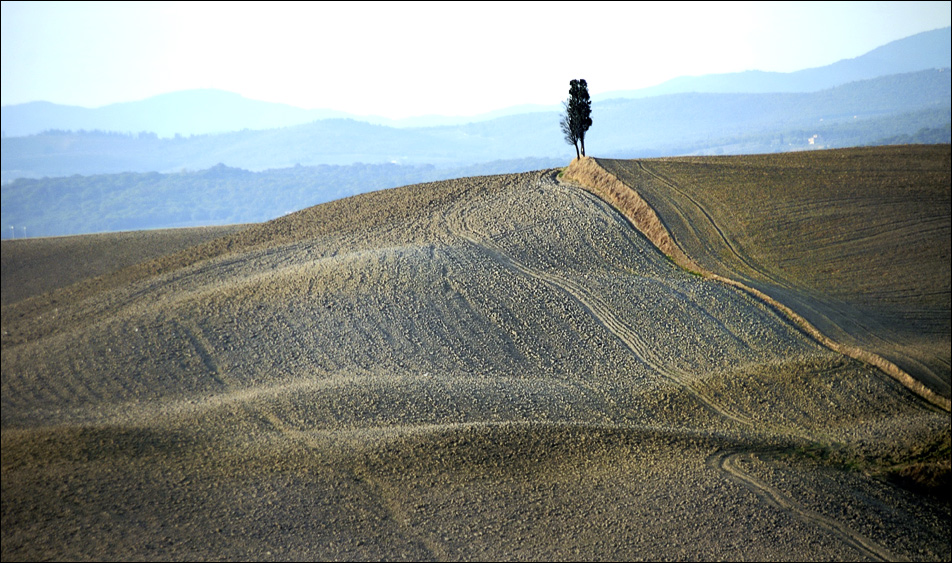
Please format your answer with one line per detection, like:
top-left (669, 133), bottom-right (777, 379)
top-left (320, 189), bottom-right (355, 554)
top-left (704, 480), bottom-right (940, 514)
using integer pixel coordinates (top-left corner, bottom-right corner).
top-left (2, 27), bottom-right (949, 139)
top-left (594, 26), bottom-right (951, 99)
top-left (2, 27), bottom-right (950, 237)
top-left (3, 67), bottom-right (948, 181)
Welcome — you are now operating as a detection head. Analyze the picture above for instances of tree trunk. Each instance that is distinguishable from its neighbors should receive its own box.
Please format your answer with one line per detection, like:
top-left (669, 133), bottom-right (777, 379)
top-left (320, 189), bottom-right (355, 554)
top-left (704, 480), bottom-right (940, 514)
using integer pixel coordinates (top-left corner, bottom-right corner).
top-left (574, 142), bottom-right (580, 159)
top-left (580, 136), bottom-right (586, 157)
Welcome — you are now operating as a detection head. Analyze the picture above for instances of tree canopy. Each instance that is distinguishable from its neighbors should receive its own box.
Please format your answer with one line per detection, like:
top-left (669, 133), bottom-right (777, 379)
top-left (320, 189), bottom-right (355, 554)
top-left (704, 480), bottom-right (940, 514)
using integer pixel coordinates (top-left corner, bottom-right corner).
top-left (560, 79), bottom-right (593, 158)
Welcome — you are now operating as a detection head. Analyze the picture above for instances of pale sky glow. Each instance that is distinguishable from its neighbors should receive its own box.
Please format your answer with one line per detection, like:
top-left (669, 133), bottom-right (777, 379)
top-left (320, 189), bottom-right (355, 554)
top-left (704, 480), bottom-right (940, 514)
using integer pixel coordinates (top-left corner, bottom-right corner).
top-left (2, 1), bottom-right (950, 119)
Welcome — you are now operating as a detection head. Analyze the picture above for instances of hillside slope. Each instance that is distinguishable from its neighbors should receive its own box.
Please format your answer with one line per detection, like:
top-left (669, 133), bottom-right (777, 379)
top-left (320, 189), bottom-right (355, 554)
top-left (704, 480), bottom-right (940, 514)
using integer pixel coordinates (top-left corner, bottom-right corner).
top-left (571, 146), bottom-right (951, 404)
top-left (0, 224), bottom-right (250, 306)
top-left (2, 167), bottom-right (949, 560)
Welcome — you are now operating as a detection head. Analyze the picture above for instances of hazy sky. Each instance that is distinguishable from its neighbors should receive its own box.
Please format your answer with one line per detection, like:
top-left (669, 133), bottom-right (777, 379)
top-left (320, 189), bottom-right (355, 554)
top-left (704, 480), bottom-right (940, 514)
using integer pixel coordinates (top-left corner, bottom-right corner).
top-left (2, 1), bottom-right (950, 118)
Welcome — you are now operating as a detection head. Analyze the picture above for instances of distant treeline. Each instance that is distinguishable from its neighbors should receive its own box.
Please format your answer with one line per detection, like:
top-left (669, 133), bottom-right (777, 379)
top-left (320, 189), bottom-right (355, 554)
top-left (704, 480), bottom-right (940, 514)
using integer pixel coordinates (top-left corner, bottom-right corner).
top-left (1, 158), bottom-right (564, 238)
top-left (871, 123), bottom-right (951, 146)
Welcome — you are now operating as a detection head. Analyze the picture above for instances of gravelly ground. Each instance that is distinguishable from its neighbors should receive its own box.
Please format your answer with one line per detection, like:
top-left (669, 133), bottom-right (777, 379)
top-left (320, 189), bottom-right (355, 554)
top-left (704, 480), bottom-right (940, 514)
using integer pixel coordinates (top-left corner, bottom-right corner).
top-left (2, 168), bottom-right (948, 561)
top-left (597, 146), bottom-right (951, 399)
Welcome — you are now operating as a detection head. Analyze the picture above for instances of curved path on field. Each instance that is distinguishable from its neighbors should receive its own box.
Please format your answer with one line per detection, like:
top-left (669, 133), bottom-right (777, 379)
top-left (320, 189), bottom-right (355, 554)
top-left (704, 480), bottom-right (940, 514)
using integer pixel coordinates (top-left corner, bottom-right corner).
top-left (444, 173), bottom-right (901, 561)
top-left (562, 156), bottom-right (951, 412)
top-left (623, 156), bottom-right (949, 404)
top-left (444, 172), bottom-right (753, 428)
top-left (708, 449), bottom-right (896, 562)
top-left (3, 168), bottom-right (947, 561)
top-left (440, 171), bottom-right (907, 563)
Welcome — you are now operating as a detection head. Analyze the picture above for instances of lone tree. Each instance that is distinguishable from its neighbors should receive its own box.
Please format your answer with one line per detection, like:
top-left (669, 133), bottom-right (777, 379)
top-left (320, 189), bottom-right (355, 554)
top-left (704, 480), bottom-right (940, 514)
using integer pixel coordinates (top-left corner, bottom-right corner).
top-left (560, 79), bottom-right (593, 158)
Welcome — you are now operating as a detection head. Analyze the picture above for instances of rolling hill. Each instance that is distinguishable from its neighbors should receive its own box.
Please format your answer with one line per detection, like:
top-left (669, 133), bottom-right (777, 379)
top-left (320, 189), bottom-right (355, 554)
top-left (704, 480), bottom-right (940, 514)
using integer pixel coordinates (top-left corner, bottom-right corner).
top-left (582, 146), bottom-right (951, 404)
top-left (2, 146), bottom-right (948, 560)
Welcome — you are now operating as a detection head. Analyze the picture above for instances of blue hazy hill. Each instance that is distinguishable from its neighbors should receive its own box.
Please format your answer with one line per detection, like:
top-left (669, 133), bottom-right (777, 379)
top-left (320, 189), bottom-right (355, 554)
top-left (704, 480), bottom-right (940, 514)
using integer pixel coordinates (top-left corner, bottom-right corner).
top-left (594, 26), bottom-right (951, 100)
top-left (2, 27), bottom-right (948, 139)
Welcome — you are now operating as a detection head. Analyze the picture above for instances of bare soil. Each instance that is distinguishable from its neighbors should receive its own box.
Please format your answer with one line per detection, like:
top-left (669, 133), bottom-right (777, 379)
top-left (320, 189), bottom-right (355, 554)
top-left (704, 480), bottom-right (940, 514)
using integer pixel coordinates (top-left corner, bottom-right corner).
top-left (591, 146), bottom-right (951, 401)
top-left (2, 162), bottom-right (949, 560)
top-left (1, 224), bottom-right (251, 306)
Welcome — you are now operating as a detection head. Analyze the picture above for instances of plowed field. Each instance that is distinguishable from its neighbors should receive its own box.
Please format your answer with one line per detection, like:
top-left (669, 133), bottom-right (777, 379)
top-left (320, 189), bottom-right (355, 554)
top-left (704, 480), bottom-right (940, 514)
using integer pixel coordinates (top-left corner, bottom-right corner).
top-left (2, 155), bottom-right (949, 560)
top-left (595, 146), bottom-right (950, 400)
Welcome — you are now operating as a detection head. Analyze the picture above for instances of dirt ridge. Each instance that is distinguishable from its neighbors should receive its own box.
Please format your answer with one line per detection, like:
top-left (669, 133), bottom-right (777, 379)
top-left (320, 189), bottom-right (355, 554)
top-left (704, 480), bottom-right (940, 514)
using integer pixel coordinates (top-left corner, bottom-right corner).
top-left (561, 156), bottom-right (951, 412)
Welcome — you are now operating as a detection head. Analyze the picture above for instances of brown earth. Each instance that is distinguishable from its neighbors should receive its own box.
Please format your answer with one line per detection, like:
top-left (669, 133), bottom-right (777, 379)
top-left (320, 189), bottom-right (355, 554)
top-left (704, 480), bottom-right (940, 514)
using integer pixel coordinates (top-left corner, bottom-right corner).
top-left (2, 158), bottom-right (949, 560)
top-left (569, 146), bottom-right (951, 405)
top-left (1, 225), bottom-right (251, 307)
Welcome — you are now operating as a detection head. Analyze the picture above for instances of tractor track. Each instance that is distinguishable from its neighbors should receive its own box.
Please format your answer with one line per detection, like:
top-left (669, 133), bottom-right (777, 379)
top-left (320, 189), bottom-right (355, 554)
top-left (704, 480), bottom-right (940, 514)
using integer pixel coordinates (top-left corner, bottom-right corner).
top-left (708, 449), bottom-right (899, 562)
top-left (444, 172), bottom-right (755, 428)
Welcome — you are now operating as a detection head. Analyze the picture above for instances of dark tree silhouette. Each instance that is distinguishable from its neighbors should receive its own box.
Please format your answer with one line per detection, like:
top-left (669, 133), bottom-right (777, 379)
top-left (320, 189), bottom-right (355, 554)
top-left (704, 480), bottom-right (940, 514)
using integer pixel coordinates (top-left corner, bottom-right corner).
top-left (560, 79), bottom-right (593, 158)
top-left (559, 103), bottom-right (580, 159)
